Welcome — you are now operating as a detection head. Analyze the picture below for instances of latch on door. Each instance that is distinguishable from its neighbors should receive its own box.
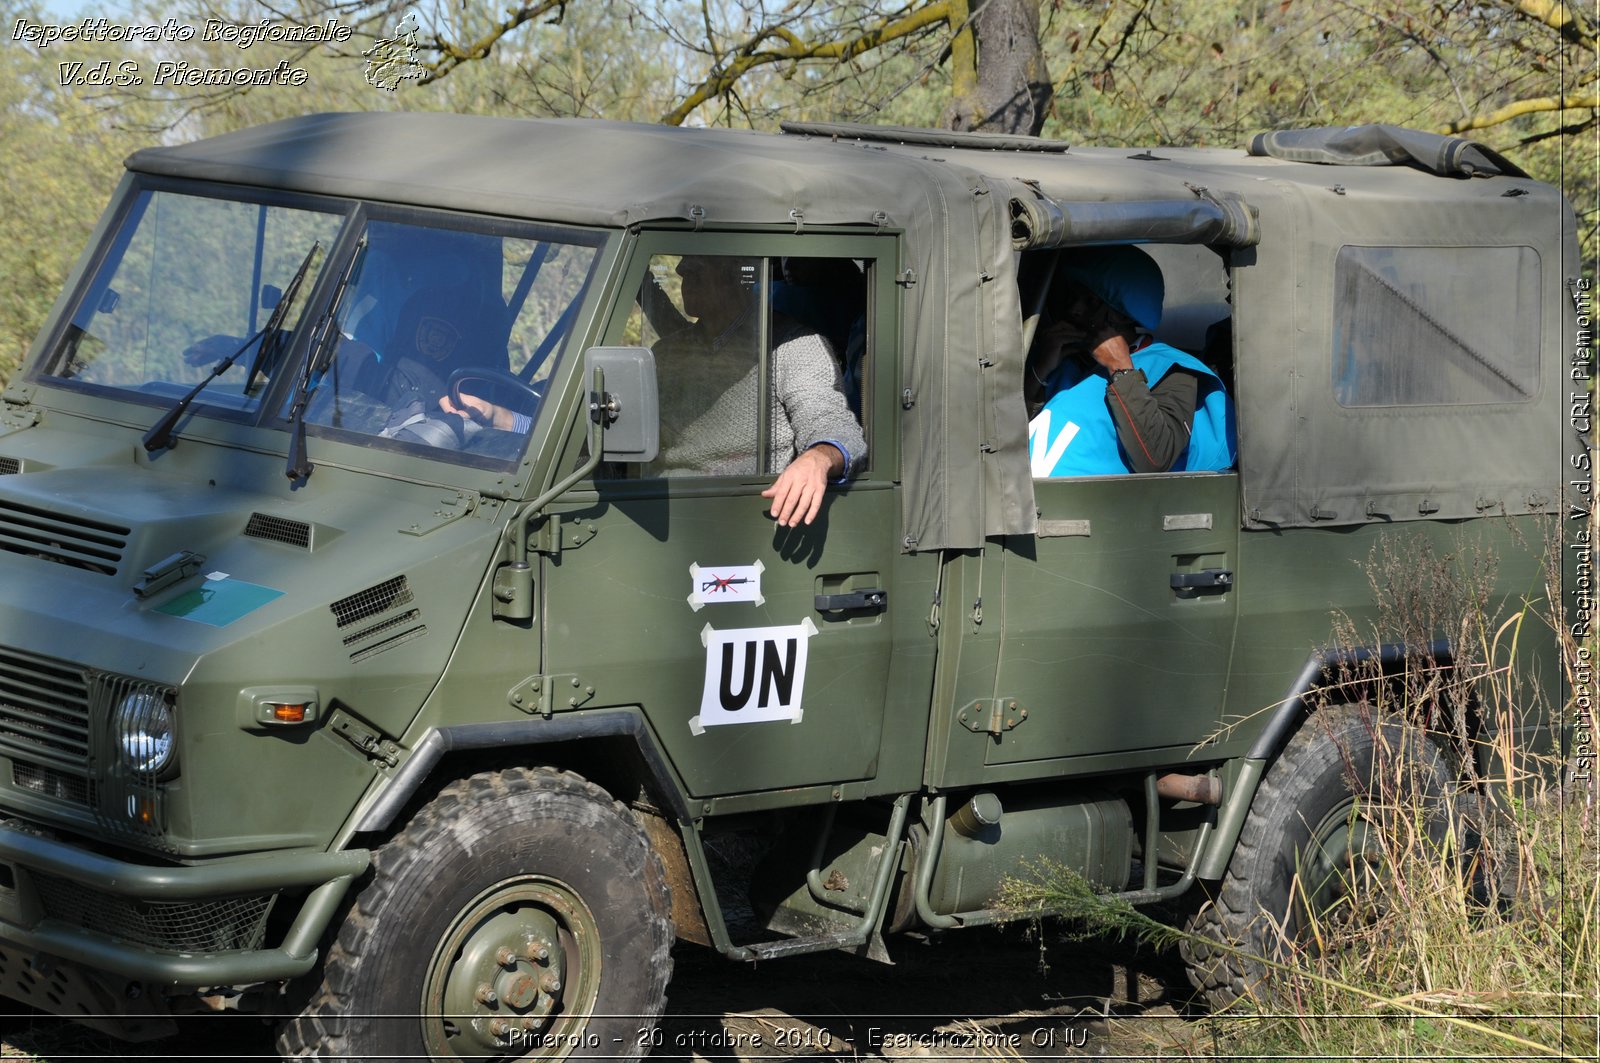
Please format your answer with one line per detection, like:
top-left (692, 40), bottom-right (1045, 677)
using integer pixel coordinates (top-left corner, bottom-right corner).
top-left (815, 588), bottom-right (887, 612)
top-left (1170, 568), bottom-right (1233, 598)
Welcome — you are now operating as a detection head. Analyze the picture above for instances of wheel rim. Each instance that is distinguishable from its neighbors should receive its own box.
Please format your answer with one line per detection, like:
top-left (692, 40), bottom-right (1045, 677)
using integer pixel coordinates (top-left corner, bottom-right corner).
top-left (422, 876), bottom-right (603, 1060)
top-left (1300, 797), bottom-right (1381, 930)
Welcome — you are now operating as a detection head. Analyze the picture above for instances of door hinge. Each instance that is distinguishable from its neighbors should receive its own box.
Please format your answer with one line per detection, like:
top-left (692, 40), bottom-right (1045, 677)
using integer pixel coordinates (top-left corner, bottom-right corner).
top-left (956, 698), bottom-right (1028, 736)
top-left (531, 517), bottom-right (599, 558)
top-left (328, 710), bottom-right (401, 767)
top-left (0, 387), bottom-right (39, 428)
top-left (508, 674), bottom-right (594, 717)
top-left (399, 492), bottom-right (477, 537)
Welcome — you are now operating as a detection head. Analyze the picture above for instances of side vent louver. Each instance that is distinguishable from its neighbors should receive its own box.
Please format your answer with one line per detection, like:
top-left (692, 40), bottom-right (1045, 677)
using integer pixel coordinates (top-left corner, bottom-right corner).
top-left (330, 576), bottom-right (424, 662)
top-left (0, 458), bottom-right (19, 475)
top-left (0, 500), bottom-right (128, 576)
top-left (244, 512), bottom-right (312, 550)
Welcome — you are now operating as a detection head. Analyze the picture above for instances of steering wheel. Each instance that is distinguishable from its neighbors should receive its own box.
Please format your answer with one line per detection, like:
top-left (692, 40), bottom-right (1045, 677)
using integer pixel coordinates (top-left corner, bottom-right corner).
top-left (446, 367), bottom-right (546, 425)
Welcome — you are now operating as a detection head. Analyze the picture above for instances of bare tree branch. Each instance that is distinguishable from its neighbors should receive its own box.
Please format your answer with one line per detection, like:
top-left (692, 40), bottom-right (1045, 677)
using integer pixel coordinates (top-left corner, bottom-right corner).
top-left (415, 0), bottom-right (570, 83)
top-left (659, 0), bottom-right (954, 125)
top-left (1498, 0), bottom-right (1597, 52)
top-left (1441, 93), bottom-right (1600, 134)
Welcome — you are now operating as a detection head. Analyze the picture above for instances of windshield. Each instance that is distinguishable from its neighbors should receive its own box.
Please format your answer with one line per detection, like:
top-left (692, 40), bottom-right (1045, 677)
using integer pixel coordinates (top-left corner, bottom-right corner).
top-left (292, 218), bottom-right (599, 465)
top-left (38, 189), bottom-right (604, 469)
top-left (42, 189), bottom-right (342, 415)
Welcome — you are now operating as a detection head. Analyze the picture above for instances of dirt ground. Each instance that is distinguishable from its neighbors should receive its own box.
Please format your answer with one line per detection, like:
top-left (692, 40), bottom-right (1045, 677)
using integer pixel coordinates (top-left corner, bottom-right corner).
top-left (0, 925), bottom-right (1208, 1061)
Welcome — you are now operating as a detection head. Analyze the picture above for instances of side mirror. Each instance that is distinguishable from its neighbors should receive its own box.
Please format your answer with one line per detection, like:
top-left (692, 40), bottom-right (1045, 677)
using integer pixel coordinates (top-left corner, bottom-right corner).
top-left (260, 284), bottom-right (283, 311)
top-left (583, 346), bottom-right (659, 463)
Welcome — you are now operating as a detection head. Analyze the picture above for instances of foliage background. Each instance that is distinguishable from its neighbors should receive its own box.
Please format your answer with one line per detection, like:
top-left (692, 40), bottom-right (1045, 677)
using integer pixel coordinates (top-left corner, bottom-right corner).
top-left (1, 0), bottom-right (1596, 385)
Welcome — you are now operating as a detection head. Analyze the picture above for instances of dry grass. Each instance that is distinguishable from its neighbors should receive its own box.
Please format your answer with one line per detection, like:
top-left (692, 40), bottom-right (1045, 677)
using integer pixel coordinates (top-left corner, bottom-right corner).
top-left (1004, 527), bottom-right (1598, 1060)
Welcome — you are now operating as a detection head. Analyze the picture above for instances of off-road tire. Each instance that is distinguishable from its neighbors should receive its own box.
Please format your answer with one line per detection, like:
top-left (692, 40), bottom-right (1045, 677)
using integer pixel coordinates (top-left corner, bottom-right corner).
top-left (276, 767), bottom-right (673, 1060)
top-left (1181, 706), bottom-right (1453, 1011)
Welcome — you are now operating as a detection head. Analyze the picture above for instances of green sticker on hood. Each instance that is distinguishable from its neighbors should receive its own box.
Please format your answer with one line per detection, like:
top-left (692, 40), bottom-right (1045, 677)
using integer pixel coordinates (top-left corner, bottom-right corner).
top-left (156, 577), bottom-right (283, 627)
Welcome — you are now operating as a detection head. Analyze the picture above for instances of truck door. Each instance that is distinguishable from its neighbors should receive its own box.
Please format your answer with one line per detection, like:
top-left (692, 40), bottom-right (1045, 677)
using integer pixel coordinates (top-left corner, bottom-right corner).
top-left (995, 473), bottom-right (1240, 763)
top-left (938, 242), bottom-right (1242, 782)
top-left (541, 233), bottom-right (918, 799)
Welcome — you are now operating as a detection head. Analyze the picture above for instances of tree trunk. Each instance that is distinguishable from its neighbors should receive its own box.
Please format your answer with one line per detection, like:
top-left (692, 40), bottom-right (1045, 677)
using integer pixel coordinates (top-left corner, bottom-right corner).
top-left (942, 0), bottom-right (1053, 136)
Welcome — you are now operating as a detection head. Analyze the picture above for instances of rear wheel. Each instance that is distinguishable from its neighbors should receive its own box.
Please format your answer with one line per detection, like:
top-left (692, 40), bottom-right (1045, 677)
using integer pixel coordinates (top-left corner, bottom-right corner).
top-left (277, 767), bottom-right (673, 1059)
top-left (1182, 707), bottom-right (1453, 1010)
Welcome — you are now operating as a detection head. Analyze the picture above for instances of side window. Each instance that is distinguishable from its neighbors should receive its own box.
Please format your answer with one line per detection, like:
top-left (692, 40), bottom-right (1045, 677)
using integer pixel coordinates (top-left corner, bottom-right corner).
top-left (612, 252), bottom-right (871, 479)
top-left (1023, 243), bottom-right (1235, 478)
top-left (634, 254), bottom-right (763, 476)
top-left (773, 256), bottom-right (871, 423)
top-left (1332, 245), bottom-right (1539, 406)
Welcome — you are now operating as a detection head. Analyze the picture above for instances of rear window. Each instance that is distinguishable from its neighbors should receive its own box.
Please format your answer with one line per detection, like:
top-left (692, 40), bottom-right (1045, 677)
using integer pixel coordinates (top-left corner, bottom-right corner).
top-left (1332, 245), bottom-right (1540, 407)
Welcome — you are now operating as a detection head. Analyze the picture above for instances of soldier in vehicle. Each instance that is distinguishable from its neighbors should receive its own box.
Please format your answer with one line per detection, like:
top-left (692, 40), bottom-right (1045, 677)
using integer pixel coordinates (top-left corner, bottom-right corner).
top-left (1025, 245), bottom-right (1235, 477)
top-left (308, 226), bottom-right (539, 452)
top-left (655, 255), bottom-right (865, 527)
top-left (453, 254), bottom-right (866, 527)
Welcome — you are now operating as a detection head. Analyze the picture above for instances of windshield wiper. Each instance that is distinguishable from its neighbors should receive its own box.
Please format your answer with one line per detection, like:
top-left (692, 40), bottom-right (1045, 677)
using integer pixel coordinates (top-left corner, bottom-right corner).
top-left (142, 241), bottom-right (321, 453)
top-left (285, 236), bottom-right (366, 481)
top-left (242, 248), bottom-right (320, 398)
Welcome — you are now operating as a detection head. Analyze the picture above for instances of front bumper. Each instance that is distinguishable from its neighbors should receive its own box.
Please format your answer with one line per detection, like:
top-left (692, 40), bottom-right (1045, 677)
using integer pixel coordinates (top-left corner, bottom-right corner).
top-left (0, 819), bottom-right (369, 986)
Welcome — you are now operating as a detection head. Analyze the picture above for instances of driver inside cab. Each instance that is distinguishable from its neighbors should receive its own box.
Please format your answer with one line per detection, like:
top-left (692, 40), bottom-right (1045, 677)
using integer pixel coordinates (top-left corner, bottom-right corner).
top-left (304, 222), bottom-right (539, 453)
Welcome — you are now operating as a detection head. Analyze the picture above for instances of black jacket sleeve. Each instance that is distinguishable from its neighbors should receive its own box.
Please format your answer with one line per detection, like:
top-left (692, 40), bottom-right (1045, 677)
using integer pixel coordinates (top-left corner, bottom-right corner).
top-left (1103, 366), bottom-right (1200, 473)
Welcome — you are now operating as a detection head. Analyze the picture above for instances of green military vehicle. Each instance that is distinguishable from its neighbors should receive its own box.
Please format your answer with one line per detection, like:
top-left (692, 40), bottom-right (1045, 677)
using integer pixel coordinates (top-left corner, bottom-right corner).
top-left (0, 115), bottom-right (1572, 1058)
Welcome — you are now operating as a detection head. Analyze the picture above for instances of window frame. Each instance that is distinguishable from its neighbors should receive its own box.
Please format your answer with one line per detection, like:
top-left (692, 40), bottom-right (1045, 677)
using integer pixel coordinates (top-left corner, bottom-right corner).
top-left (598, 229), bottom-right (895, 484)
top-left (29, 177), bottom-right (356, 427)
top-left (1329, 243), bottom-right (1543, 410)
top-left (250, 203), bottom-right (609, 474)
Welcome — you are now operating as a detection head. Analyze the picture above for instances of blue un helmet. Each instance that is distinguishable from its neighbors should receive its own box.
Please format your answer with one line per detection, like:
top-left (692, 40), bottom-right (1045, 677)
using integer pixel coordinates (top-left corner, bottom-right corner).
top-left (1058, 246), bottom-right (1164, 333)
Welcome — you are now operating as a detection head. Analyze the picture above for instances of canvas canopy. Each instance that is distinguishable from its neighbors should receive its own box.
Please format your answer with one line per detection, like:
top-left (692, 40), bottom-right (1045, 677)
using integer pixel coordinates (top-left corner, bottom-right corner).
top-left (127, 114), bottom-right (1572, 550)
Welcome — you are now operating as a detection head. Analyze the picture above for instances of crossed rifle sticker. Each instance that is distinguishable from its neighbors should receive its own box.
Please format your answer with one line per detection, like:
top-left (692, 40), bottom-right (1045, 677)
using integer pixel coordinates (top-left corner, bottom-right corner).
top-left (688, 560), bottom-right (765, 610)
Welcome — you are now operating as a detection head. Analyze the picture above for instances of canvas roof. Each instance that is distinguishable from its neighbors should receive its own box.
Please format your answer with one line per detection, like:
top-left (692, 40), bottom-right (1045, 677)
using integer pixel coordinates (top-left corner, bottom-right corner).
top-left (128, 115), bottom-right (1572, 549)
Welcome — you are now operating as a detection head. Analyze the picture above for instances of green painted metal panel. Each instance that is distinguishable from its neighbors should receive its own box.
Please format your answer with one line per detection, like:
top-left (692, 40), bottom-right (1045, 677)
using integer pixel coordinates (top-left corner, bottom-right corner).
top-left (936, 474), bottom-right (1240, 785)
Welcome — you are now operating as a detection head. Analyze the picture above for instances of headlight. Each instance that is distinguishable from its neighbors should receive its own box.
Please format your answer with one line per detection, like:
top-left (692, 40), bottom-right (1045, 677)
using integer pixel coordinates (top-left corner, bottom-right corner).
top-left (113, 691), bottom-right (174, 774)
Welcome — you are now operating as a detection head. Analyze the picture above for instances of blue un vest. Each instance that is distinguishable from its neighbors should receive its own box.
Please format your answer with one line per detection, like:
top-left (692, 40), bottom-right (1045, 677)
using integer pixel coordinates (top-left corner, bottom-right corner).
top-left (1028, 343), bottom-right (1236, 477)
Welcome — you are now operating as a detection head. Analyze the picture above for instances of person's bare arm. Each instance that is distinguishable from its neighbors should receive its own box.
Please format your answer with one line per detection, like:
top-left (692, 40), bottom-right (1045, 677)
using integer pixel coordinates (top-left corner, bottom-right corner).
top-left (439, 392), bottom-right (517, 431)
top-left (761, 444), bottom-right (845, 527)
top-left (759, 327), bottom-right (865, 525)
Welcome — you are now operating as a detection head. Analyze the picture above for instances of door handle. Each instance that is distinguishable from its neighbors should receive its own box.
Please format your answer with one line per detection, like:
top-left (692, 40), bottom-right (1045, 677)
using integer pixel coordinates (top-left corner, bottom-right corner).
top-left (815, 588), bottom-right (888, 612)
top-left (1170, 569), bottom-right (1233, 596)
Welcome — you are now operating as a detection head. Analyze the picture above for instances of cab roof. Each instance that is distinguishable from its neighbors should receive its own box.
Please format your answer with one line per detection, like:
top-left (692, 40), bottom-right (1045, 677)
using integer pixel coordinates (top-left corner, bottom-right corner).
top-left (126, 114), bottom-right (1571, 549)
top-left (124, 112), bottom-right (1549, 234)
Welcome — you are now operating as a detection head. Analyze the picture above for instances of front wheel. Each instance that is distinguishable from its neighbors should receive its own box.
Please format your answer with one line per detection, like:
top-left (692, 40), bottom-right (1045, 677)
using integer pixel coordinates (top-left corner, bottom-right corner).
top-left (1181, 706), bottom-right (1454, 1010)
top-left (278, 767), bottom-right (673, 1060)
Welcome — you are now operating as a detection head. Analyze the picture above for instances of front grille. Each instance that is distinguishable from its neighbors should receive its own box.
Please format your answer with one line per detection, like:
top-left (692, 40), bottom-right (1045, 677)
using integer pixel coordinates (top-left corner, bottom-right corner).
top-left (32, 873), bottom-right (277, 952)
top-left (243, 512), bottom-right (312, 549)
top-left (0, 458), bottom-right (18, 475)
top-left (0, 649), bottom-right (176, 848)
top-left (12, 763), bottom-right (92, 806)
top-left (0, 647), bottom-right (91, 772)
top-left (0, 499), bottom-right (128, 575)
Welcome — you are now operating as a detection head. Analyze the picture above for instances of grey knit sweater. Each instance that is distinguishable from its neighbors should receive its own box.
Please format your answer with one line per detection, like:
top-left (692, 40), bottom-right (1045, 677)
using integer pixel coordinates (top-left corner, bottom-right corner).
top-left (653, 313), bottom-right (866, 478)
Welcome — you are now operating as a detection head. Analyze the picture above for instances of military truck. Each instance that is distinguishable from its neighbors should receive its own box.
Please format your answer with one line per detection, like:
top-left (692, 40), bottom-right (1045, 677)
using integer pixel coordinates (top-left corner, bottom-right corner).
top-left (0, 115), bottom-right (1572, 1058)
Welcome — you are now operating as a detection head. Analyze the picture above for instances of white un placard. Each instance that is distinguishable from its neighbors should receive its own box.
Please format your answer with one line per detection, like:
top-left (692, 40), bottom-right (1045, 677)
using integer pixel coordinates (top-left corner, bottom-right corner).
top-left (690, 619), bottom-right (817, 734)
